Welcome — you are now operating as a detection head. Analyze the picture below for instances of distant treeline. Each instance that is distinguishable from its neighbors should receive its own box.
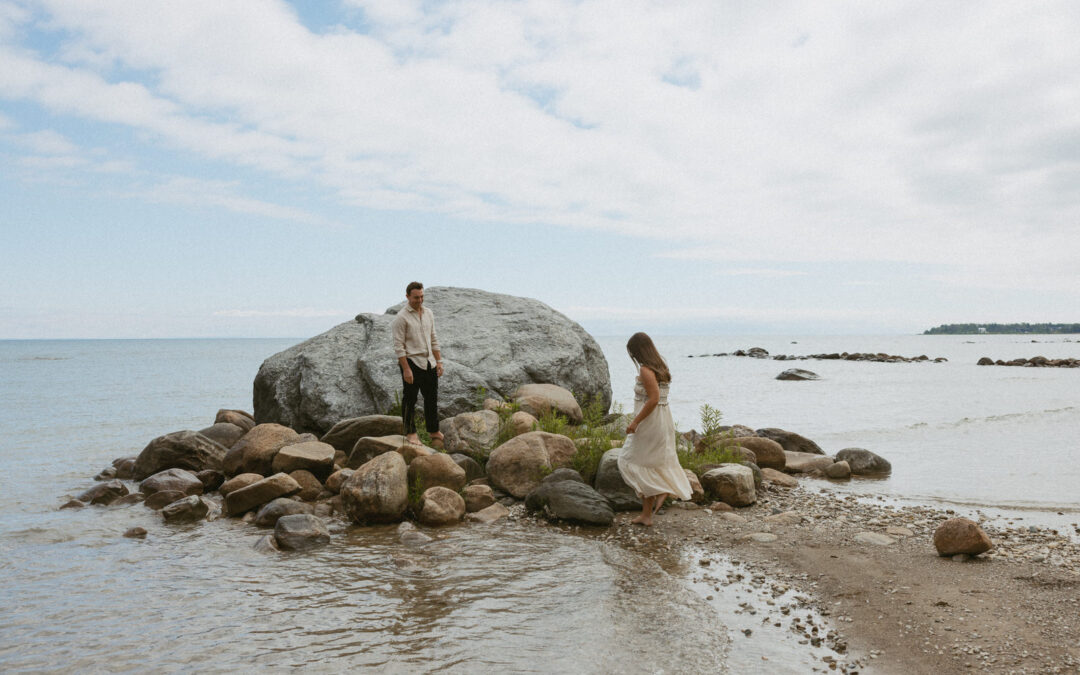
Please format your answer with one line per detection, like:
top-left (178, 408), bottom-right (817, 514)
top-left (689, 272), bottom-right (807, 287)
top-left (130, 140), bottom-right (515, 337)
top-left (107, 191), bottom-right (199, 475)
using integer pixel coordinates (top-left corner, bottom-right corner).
top-left (923, 323), bottom-right (1080, 335)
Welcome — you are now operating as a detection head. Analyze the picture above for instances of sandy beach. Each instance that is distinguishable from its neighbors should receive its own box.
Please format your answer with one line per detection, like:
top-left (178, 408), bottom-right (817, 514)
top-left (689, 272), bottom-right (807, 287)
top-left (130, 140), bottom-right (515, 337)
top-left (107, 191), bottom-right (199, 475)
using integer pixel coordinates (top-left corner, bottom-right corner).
top-left (569, 481), bottom-right (1080, 674)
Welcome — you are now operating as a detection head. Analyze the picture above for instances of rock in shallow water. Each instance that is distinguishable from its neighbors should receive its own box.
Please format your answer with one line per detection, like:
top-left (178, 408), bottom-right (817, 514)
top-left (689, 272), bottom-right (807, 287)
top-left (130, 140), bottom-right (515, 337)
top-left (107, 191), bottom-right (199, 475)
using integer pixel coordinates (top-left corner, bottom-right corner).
top-left (161, 495), bottom-right (210, 523)
top-left (274, 514), bottom-right (330, 551)
top-left (525, 480), bottom-right (614, 526)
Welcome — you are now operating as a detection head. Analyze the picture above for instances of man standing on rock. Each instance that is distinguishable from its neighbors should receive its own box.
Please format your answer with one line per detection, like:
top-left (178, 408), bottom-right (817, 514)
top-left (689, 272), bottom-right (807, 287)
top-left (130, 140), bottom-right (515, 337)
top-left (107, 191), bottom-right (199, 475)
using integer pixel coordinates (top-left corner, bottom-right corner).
top-left (392, 281), bottom-right (445, 447)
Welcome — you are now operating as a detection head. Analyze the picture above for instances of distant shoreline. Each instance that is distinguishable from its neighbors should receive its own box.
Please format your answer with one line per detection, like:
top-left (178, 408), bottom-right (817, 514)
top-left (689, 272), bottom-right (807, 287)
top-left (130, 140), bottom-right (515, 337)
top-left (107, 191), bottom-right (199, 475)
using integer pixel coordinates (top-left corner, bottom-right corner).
top-left (923, 323), bottom-right (1080, 335)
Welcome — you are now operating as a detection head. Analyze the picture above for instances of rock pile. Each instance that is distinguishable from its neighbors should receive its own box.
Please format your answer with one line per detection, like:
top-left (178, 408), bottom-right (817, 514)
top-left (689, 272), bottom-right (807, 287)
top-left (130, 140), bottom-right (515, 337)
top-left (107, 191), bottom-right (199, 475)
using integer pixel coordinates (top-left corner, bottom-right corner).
top-left (977, 356), bottom-right (1079, 368)
top-left (690, 347), bottom-right (947, 363)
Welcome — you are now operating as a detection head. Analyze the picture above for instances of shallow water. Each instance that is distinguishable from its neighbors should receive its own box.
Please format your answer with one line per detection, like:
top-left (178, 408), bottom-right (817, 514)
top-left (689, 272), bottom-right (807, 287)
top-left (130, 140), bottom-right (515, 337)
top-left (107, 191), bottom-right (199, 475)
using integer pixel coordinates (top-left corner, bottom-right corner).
top-left (1, 334), bottom-right (1077, 670)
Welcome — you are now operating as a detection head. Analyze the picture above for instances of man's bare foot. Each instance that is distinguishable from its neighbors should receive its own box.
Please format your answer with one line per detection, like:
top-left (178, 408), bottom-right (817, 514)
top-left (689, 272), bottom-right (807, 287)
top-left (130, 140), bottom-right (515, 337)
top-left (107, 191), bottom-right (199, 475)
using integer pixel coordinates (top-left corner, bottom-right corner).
top-left (405, 434), bottom-right (420, 445)
top-left (430, 433), bottom-right (444, 449)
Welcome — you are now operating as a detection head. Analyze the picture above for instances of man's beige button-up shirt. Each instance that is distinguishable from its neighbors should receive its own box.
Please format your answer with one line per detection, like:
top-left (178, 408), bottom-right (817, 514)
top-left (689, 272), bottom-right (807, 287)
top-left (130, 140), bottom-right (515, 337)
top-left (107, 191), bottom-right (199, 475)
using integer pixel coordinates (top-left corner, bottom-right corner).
top-left (391, 305), bottom-right (440, 369)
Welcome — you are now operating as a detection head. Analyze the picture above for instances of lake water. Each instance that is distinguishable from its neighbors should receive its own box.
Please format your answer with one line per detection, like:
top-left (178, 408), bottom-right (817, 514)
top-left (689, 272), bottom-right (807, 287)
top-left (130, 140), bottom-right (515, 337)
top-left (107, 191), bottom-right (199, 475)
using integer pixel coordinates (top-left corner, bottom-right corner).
top-left (1, 334), bottom-right (1077, 671)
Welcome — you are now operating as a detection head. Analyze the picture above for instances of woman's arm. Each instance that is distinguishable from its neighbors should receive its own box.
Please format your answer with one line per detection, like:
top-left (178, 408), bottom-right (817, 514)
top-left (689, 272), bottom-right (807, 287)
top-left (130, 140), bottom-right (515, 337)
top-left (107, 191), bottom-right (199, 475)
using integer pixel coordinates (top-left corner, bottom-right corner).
top-left (626, 366), bottom-right (660, 434)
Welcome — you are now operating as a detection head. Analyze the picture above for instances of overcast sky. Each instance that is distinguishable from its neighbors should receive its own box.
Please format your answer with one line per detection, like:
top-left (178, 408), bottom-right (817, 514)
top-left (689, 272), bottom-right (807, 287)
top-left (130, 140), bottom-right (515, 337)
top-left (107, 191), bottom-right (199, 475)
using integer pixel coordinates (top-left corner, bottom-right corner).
top-left (2, 0), bottom-right (1078, 338)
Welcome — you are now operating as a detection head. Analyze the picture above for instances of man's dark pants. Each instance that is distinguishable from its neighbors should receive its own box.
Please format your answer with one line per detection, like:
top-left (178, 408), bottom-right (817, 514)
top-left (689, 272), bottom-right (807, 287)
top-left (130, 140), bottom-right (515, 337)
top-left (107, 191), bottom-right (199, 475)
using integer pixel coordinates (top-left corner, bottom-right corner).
top-left (400, 358), bottom-right (439, 434)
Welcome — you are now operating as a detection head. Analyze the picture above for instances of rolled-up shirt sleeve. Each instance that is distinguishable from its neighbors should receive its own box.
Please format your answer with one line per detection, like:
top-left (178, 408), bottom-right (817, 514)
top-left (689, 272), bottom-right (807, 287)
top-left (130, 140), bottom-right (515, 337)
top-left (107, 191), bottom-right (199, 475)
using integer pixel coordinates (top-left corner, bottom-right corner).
top-left (392, 315), bottom-right (407, 359)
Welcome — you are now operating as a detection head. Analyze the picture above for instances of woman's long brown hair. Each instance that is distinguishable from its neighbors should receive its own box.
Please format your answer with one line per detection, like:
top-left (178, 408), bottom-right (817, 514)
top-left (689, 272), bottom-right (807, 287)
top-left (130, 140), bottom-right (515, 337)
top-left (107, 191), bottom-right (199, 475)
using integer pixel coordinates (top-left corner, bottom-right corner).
top-left (626, 332), bottom-right (671, 383)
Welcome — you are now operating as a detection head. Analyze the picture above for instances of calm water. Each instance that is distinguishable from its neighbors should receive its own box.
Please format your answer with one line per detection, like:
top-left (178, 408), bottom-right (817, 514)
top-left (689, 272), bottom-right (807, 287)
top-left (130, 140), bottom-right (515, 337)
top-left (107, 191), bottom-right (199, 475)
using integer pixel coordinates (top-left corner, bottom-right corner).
top-left (1, 334), bottom-right (1077, 671)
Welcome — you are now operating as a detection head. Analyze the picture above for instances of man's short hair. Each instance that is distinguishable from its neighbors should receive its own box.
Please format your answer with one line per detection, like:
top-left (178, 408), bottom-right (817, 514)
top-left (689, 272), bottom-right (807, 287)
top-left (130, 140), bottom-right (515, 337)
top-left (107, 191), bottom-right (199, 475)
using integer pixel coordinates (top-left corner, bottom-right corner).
top-left (406, 281), bottom-right (423, 296)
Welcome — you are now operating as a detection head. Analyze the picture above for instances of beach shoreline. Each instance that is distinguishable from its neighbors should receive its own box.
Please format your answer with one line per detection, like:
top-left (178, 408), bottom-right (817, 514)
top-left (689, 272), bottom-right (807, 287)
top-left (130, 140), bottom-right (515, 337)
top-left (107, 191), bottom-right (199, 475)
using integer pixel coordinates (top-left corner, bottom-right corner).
top-left (574, 482), bottom-right (1080, 674)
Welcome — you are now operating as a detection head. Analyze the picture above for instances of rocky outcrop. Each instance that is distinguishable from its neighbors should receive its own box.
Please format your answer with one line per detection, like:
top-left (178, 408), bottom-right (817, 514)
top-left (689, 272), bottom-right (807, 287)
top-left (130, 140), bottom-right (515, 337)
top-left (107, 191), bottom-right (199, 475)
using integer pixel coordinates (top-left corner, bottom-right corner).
top-left (934, 518), bottom-right (993, 556)
top-left (836, 448), bottom-right (892, 475)
top-left (134, 431), bottom-right (228, 480)
top-left (695, 349), bottom-right (947, 364)
top-left (756, 428), bottom-right (824, 455)
top-left (340, 452), bottom-right (409, 524)
top-left (977, 356), bottom-right (1079, 368)
top-left (525, 480), bottom-right (615, 526)
top-left (253, 287), bottom-right (611, 434)
top-left (486, 431), bottom-right (576, 498)
top-left (438, 410), bottom-right (501, 460)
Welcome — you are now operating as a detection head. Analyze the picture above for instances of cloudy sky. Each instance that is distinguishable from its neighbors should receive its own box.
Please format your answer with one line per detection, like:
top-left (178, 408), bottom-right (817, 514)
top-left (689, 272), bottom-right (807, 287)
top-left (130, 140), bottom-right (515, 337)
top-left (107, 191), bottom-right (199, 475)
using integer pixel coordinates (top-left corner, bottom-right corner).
top-left (2, 0), bottom-right (1078, 338)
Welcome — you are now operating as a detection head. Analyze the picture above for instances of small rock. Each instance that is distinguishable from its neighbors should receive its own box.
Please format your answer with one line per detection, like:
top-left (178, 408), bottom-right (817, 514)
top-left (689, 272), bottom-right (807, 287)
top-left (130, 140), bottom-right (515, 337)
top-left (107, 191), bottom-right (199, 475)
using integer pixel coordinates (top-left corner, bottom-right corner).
top-left (123, 527), bottom-right (147, 538)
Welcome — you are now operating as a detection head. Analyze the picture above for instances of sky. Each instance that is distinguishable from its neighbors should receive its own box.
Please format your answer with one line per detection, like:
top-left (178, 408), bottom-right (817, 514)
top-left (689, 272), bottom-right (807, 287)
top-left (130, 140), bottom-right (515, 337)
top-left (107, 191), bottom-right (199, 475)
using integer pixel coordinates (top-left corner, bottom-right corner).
top-left (2, 0), bottom-right (1079, 339)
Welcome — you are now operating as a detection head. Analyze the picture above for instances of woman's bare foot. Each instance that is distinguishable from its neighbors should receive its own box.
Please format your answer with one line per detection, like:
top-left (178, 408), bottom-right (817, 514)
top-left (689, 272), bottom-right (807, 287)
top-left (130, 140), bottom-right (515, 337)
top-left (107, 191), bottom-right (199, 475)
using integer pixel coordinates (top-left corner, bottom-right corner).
top-left (630, 515), bottom-right (653, 526)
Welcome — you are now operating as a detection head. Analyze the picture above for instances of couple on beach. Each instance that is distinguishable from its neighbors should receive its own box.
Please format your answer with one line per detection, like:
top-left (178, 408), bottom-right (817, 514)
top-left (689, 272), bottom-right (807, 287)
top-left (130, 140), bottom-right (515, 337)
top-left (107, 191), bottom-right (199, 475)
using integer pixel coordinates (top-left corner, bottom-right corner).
top-left (391, 281), bottom-right (689, 526)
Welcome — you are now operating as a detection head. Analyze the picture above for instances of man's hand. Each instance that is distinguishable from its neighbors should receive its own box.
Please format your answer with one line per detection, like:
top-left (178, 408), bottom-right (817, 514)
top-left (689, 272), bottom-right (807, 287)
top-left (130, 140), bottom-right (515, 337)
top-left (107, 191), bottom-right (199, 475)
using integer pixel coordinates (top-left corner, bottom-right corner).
top-left (403, 367), bottom-right (414, 384)
top-left (436, 362), bottom-right (444, 377)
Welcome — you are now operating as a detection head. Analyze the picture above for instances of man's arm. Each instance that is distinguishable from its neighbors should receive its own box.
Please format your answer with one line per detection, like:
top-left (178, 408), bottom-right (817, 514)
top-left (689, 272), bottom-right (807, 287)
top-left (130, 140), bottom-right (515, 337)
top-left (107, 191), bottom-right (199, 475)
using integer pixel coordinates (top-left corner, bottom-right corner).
top-left (392, 316), bottom-right (413, 384)
top-left (429, 311), bottom-right (443, 376)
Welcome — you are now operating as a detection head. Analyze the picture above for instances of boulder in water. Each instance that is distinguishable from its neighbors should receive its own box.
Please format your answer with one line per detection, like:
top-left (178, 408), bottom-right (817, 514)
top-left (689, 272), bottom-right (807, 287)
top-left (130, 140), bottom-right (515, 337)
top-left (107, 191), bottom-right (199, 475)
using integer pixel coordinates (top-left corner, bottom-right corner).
top-left (835, 448), bottom-right (892, 475)
top-left (133, 431), bottom-right (227, 480)
top-left (340, 451), bottom-right (409, 524)
top-left (417, 486), bottom-right (466, 526)
top-left (755, 428), bottom-right (824, 455)
top-left (274, 514), bottom-right (330, 551)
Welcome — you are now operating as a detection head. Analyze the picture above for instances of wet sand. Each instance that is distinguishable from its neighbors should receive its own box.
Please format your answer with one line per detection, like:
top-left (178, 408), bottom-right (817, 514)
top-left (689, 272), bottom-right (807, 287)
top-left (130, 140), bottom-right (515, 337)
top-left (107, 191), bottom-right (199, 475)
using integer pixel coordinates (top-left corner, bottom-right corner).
top-left (577, 482), bottom-right (1080, 673)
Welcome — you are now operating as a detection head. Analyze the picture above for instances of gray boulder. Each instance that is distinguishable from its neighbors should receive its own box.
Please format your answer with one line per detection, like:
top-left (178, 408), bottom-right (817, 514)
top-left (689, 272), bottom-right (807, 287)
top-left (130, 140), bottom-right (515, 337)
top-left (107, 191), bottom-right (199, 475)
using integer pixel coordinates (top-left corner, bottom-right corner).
top-left (253, 287), bottom-right (611, 434)
top-left (133, 431), bottom-right (228, 480)
top-left (593, 448), bottom-right (642, 512)
top-left (439, 410), bottom-right (501, 460)
top-left (542, 468), bottom-right (586, 485)
top-left (755, 428), bottom-right (824, 455)
top-left (700, 465), bottom-right (756, 507)
top-left (525, 480), bottom-right (614, 526)
top-left (836, 448), bottom-right (892, 475)
top-left (776, 369), bottom-right (820, 381)
top-left (274, 514), bottom-right (330, 551)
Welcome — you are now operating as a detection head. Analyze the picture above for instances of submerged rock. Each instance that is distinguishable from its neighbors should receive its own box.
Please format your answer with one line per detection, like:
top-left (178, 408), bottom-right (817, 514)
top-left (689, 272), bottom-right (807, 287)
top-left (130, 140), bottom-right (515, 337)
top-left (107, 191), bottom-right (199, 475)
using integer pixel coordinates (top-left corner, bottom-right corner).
top-left (274, 514), bottom-right (330, 551)
top-left (835, 448), bottom-right (891, 475)
top-left (776, 369), bottom-right (820, 381)
top-left (161, 495), bottom-right (210, 523)
top-left (77, 480), bottom-right (129, 506)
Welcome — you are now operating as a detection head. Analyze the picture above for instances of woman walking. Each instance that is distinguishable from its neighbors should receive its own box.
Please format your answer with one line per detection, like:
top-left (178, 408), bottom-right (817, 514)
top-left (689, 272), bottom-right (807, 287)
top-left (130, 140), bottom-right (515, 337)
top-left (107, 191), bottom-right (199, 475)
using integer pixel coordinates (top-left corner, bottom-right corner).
top-left (617, 332), bottom-right (692, 526)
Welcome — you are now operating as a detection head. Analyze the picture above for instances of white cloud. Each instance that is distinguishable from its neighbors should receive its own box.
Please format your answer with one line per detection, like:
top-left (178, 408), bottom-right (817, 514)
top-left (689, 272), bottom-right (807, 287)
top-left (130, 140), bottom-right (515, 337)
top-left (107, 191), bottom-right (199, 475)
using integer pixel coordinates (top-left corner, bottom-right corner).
top-left (214, 308), bottom-right (349, 318)
top-left (14, 128), bottom-right (79, 154)
top-left (140, 176), bottom-right (337, 226)
top-left (1, 0), bottom-right (1078, 297)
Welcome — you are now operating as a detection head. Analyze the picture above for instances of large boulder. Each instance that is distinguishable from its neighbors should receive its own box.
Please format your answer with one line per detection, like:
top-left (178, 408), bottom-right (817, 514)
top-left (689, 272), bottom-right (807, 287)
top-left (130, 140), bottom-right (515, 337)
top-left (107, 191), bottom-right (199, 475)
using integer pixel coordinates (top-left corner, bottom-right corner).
top-left (836, 448), bottom-right (892, 475)
top-left (525, 480), bottom-right (615, 526)
top-left (140, 468), bottom-right (204, 497)
top-left (755, 428), bottom-right (824, 455)
top-left (340, 451), bottom-right (409, 524)
top-left (513, 383), bottom-right (583, 424)
top-left (253, 287), bottom-right (611, 434)
top-left (728, 437), bottom-right (785, 470)
top-left (486, 431), bottom-right (576, 498)
top-left (320, 415), bottom-right (404, 453)
top-left (133, 431), bottom-right (228, 480)
top-left (593, 448), bottom-right (642, 512)
top-left (700, 465), bottom-right (756, 507)
top-left (439, 410), bottom-right (501, 460)
top-left (933, 518), bottom-right (993, 556)
top-left (417, 486), bottom-right (466, 526)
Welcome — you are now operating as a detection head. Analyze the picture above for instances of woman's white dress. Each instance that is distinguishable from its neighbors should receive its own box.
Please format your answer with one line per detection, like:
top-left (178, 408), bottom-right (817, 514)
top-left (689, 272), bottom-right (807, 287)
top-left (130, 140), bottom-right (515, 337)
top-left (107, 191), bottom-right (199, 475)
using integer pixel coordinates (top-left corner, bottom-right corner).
top-left (617, 377), bottom-right (692, 500)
